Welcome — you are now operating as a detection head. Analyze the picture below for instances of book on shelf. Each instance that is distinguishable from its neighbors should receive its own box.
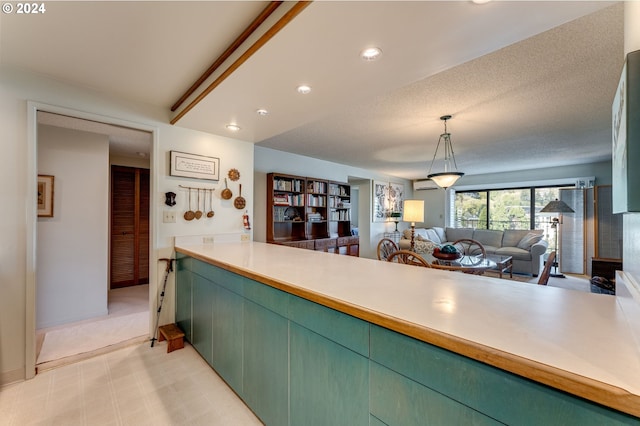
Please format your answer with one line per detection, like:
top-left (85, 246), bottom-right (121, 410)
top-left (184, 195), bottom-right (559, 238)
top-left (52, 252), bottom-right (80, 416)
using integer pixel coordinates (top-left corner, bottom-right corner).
top-left (307, 194), bottom-right (326, 207)
top-left (274, 178), bottom-right (303, 192)
top-left (307, 181), bottom-right (326, 194)
top-left (273, 194), bottom-right (290, 205)
top-left (274, 194), bottom-right (304, 206)
top-left (307, 212), bottom-right (324, 222)
top-left (329, 185), bottom-right (349, 196)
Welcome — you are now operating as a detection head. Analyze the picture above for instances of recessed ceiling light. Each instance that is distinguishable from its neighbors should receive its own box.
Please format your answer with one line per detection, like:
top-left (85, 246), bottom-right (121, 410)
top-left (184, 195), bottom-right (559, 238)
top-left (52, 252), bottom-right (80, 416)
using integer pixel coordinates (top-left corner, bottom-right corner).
top-left (136, 151), bottom-right (147, 158)
top-left (472, 0), bottom-right (491, 4)
top-left (361, 47), bottom-right (382, 61)
top-left (296, 85), bottom-right (312, 94)
top-left (256, 109), bottom-right (269, 116)
top-left (226, 124), bottom-right (241, 132)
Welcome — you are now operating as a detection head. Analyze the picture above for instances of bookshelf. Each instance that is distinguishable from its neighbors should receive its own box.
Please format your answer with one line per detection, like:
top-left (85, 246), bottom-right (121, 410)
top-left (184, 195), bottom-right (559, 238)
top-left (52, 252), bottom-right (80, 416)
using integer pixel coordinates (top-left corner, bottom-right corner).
top-left (305, 178), bottom-right (329, 240)
top-left (329, 182), bottom-right (351, 237)
top-left (267, 173), bottom-right (306, 242)
top-left (267, 173), bottom-right (358, 255)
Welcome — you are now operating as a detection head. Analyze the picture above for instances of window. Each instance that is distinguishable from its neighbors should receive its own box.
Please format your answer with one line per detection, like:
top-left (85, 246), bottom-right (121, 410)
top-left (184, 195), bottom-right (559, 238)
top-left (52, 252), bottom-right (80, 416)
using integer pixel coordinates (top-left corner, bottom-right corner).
top-left (455, 185), bottom-right (572, 237)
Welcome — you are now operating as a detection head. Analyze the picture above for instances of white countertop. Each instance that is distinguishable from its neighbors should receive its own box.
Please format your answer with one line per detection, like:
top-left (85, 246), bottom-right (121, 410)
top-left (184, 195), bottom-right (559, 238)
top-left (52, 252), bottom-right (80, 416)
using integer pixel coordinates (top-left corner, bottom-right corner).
top-left (176, 241), bottom-right (640, 416)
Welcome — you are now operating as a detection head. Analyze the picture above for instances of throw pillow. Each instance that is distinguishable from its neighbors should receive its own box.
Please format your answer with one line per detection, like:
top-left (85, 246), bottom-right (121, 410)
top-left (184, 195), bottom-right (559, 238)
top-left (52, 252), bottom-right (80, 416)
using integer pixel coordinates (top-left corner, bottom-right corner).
top-left (413, 240), bottom-right (439, 255)
top-left (517, 232), bottom-right (543, 250)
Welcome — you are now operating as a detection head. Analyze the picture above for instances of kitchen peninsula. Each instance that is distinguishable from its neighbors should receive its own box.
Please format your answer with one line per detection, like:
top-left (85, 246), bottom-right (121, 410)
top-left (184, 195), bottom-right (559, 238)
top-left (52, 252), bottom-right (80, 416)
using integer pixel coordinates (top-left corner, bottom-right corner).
top-left (175, 241), bottom-right (640, 425)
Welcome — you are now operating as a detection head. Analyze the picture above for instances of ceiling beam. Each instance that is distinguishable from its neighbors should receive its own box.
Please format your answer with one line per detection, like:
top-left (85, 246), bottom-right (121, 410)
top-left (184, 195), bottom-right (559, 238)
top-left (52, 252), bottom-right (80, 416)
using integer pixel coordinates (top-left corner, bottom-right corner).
top-left (170, 1), bottom-right (312, 125)
top-left (170, 1), bottom-right (284, 112)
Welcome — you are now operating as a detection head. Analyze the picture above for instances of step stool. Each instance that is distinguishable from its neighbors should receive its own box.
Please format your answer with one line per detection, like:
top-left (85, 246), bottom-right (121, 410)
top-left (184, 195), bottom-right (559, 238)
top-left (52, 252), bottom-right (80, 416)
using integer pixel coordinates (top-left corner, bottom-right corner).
top-left (158, 323), bottom-right (185, 353)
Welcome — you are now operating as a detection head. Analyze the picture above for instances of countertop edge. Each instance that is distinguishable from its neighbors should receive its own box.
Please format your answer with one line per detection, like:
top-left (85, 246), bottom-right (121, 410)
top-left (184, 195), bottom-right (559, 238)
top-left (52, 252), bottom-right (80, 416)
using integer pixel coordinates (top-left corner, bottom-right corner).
top-left (176, 245), bottom-right (640, 418)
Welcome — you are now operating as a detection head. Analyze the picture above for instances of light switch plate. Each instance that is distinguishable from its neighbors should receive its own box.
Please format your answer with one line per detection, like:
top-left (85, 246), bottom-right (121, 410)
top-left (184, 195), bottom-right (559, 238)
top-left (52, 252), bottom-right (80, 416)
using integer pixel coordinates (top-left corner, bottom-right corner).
top-left (163, 210), bottom-right (176, 223)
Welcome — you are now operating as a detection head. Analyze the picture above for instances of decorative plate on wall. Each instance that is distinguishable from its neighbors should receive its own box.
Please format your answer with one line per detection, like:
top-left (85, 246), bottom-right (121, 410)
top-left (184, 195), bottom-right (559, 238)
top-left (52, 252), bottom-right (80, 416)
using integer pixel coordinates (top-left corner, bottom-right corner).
top-left (228, 168), bottom-right (240, 181)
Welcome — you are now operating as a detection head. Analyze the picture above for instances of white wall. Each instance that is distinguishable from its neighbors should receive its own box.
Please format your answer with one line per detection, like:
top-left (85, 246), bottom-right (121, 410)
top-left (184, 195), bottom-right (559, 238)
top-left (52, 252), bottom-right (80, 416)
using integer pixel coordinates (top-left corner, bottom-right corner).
top-left (254, 146), bottom-right (412, 259)
top-left (0, 66), bottom-right (254, 384)
top-left (37, 125), bottom-right (109, 328)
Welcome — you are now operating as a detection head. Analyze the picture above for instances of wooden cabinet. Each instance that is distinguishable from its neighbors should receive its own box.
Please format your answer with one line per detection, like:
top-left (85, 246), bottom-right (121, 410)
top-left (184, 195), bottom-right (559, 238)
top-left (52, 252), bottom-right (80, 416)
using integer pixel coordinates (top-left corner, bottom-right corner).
top-left (267, 173), bottom-right (357, 254)
top-left (280, 240), bottom-right (315, 250)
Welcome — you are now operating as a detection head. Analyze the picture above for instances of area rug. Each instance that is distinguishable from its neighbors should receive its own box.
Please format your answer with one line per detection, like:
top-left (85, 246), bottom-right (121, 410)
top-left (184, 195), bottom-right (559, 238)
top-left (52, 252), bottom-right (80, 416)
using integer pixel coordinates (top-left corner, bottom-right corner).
top-left (483, 270), bottom-right (591, 292)
top-left (37, 311), bottom-right (149, 364)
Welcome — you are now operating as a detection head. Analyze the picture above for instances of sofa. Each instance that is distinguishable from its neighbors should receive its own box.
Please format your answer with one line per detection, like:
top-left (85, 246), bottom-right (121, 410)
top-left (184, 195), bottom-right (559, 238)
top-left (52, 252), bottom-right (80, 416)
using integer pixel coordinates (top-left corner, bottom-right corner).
top-left (398, 227), bottom-right (548, 276)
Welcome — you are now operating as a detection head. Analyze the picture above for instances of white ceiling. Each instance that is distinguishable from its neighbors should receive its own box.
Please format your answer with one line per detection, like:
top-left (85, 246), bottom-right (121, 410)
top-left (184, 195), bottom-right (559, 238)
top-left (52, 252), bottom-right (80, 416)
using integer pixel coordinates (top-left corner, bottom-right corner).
top-left (0, 1), bottom-right (624, 179)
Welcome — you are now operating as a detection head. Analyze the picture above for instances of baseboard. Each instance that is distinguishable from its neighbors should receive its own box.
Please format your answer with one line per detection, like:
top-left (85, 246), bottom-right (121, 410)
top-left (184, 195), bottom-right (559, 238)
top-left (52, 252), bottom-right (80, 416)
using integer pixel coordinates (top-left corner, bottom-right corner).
top-left (0, 367), bottom-right (25, 387)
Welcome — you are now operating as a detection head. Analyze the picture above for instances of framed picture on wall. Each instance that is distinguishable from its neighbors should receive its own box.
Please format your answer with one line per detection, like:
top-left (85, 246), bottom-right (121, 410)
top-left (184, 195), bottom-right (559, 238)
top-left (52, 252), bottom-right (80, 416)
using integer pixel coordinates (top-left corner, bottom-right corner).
top-left (170, 150), bottom-right (220, 181)
top-left (388, 182), bottom-right (404, 216)
top-left (38, 174), bottom-right (54, 217)
top-left (372, 180), bottom-right (389, 222)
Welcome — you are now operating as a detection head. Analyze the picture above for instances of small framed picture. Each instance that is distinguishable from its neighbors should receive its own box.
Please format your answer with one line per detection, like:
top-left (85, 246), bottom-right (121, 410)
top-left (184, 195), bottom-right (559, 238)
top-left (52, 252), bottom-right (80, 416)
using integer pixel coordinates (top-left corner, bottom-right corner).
top-left (170, 150), bottom-right (220, 181)
top-left (38, 175), bottom-right (55, 217)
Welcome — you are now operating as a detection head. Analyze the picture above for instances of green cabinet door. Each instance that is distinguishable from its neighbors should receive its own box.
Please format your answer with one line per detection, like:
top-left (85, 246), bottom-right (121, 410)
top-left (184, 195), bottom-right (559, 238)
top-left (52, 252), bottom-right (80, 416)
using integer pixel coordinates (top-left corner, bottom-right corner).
top-left (290, 322), bottom-right (369, 426)
top-left (192, 274), bottom-right (214, 365)
top-left (210, 283), bottom-right (244, 394)
top-left (175, 257), bottom-right (192, 342)
top-left (243, 298), bottom-right (288, 425)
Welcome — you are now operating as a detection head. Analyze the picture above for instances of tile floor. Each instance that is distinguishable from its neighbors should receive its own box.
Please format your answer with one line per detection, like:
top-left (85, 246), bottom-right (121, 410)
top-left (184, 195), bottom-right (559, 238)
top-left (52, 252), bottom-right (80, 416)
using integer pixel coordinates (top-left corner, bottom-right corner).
top-left (1, 342), bottom-right (263, 426)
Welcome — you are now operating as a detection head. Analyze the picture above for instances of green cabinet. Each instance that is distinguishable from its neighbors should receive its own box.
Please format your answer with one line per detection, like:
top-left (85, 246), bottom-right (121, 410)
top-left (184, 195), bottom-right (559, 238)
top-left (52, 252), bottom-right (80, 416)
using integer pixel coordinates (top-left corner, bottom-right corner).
top-left (176, 255), bottom-right (639, 426)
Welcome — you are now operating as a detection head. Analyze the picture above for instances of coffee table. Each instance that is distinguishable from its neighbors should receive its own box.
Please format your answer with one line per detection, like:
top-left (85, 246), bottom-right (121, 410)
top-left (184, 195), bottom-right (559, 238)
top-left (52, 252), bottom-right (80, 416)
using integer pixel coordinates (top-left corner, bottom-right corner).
top-left (432, 255), bottom-right (497, 275)
top-left (486, 254), bottom-right (513, 279)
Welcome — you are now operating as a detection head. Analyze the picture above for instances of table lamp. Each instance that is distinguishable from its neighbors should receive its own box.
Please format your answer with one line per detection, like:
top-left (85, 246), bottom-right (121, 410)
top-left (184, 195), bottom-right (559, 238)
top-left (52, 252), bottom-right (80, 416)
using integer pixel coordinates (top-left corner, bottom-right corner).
top-left (389, 212), bottom-right (402, 232)
top-left (403, 200), bottom-right (424, 251)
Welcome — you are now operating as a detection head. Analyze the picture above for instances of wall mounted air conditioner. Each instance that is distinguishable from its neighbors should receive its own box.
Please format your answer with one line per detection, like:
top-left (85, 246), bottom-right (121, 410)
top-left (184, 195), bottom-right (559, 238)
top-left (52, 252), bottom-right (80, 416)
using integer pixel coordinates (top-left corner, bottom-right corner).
top-left (413, 179), bottom-right (438, 191)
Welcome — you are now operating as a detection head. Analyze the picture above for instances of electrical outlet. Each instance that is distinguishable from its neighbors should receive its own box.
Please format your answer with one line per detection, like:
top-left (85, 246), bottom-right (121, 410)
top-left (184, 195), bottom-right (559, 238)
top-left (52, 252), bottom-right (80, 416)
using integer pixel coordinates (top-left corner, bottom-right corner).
top-left (203, 236), bottom-right (215, 244)
top-left (163, 210), bottom-right (176, 223)
top-left (240, 234), bottom-right (250, 242)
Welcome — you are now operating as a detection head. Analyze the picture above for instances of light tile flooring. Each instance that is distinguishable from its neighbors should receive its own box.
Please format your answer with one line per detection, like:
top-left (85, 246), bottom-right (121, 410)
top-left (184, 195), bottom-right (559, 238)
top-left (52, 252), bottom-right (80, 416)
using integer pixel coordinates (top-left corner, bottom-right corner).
top-left (1, 342), bottom-right (263, 426)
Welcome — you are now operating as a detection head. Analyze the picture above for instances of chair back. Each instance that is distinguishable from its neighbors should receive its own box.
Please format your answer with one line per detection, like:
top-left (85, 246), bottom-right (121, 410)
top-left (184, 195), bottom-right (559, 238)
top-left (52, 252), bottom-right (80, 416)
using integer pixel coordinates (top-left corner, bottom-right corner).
top-left (538, 251), bottom-right (556, 285)
top-left (452, 239), bottom-right (486, 258)
top-left (386, 250), bottom-right (431, 267)
top-left (377, 238), bottom-right (398, 261)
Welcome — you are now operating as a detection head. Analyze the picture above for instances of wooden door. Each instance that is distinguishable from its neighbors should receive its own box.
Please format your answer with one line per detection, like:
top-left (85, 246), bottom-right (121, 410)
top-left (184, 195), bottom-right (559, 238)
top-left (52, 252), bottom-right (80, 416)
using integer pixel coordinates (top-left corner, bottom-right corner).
top-left (111, 166), bottom-right (149, 288)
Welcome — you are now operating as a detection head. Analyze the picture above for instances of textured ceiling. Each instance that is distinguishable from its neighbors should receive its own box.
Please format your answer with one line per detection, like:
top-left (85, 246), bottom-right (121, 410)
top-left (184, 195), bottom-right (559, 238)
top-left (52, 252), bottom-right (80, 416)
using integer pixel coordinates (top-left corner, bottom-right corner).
top-left (0, 1), bottom-right (624, 179)
top-left (256, 2), bottom-right (624, 178)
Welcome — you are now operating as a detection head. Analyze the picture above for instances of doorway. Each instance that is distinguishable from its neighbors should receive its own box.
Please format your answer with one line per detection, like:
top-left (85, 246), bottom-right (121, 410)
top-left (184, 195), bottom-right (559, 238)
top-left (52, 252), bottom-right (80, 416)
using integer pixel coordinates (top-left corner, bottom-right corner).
top-left (28, 104), bottom-right (157, 377)
top-left (111, 166), bottom-right (150, 288)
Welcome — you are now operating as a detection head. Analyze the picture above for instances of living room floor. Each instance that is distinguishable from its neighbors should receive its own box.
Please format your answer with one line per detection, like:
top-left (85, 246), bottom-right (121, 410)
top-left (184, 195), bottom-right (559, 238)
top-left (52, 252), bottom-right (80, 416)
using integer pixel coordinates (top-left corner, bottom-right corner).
top-left (484, 271), bottom-right (591, 292)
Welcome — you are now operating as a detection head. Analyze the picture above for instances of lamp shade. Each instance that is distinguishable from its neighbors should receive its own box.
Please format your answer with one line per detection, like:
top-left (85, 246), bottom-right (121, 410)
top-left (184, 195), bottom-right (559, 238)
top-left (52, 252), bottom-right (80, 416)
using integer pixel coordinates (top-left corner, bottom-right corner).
top-left (540, 199), bottom-right (574, 214)
top-left (403, 200), bottom-right (424, 223)
top-left (427, 172), bottom-right (464, 189)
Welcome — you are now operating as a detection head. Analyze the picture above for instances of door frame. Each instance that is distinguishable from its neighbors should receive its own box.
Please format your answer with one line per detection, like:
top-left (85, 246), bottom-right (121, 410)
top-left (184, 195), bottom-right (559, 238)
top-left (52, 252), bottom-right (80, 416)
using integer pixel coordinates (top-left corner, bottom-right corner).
top-left (26, 101), bottom-right (159, 378)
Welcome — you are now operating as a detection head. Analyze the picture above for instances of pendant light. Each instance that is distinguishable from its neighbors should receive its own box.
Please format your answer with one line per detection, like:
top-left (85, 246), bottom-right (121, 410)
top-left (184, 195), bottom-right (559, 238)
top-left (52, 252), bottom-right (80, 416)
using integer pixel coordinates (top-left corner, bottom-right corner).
top-left (427, 115), bottom-right (464, 189)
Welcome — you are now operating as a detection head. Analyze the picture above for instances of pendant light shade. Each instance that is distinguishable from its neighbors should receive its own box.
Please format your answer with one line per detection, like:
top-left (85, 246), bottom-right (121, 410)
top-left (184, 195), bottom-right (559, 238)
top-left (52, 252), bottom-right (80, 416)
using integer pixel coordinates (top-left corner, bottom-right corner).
top-left (427, 115), bottom-right (464, 189)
